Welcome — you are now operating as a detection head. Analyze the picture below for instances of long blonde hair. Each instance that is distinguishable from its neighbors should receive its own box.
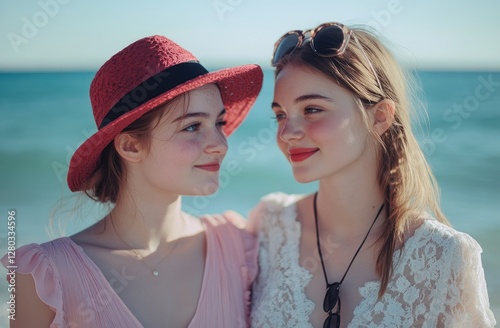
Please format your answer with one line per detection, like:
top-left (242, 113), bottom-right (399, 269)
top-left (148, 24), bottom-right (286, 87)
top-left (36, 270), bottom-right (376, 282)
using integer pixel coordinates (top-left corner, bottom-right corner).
top-left (274, 25), bottom-right (449, 297)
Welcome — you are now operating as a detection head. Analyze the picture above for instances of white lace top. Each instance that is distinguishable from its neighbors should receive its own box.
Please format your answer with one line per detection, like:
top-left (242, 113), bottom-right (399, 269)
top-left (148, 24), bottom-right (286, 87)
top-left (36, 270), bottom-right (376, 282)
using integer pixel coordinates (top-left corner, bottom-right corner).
top-left (249, 193), bottom-right (496, 328)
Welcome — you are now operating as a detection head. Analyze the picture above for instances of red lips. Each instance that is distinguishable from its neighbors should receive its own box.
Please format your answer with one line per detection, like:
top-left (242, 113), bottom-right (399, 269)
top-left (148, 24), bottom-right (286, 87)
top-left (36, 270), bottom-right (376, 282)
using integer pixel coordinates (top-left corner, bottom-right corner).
top-left (195, 162), bottom-right (220, 172)
top-left (288, 148), bottom-right (318, 162)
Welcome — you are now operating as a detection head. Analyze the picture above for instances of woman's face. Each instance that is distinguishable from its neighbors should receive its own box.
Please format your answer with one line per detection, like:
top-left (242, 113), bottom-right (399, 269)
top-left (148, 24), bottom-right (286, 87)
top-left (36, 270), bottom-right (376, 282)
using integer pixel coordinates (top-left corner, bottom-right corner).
top-left (135, 84), bottom-right (228, 197)
top-left (272, 65), bottom-right (376, 183)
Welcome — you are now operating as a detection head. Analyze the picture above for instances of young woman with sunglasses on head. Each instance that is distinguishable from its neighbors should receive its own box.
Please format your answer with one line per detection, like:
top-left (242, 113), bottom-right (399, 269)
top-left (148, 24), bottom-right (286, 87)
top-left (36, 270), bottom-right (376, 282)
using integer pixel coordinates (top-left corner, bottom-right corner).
top-left (249, 22), bottom-right (496, 327)
top-left (2, 36), bottom-right (263, 327)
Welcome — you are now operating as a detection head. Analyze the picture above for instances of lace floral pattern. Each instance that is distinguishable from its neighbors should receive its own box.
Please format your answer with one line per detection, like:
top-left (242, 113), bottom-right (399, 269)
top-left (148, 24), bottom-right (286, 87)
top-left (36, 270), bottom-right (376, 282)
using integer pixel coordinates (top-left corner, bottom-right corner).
top-left (250, 193), bottom-right (315, 327)
top-left (250, 193), bottom-right (496, 328)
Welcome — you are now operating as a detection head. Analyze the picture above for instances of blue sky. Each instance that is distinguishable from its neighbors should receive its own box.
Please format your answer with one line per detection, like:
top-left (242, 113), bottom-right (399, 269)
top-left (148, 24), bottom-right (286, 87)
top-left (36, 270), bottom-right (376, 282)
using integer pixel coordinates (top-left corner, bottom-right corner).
top-left (1, 0), bottom-right (499, 71)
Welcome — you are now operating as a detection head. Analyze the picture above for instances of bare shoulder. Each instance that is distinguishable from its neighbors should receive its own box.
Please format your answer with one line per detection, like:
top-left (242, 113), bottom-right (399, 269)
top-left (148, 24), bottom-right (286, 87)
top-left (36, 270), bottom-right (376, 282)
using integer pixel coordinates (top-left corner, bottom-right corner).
top-left (69, 218), bottom-right (112, 249)
top-left (12, 273), bottom-right (55, 327)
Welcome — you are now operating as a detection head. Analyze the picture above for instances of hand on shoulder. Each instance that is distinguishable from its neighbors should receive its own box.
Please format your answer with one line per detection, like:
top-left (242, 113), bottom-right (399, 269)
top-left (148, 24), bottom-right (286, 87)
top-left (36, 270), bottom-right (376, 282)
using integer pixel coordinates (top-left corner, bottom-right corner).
top-left (222, 210), bottom-right (248, 230)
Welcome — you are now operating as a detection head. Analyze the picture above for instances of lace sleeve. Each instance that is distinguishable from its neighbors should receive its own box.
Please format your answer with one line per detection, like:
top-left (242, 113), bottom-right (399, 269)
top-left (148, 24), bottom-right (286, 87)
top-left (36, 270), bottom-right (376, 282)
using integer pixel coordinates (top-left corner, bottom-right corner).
top-left (352, 221), bottom-right (496, 328)
top-left (412, 225), bottom-right (497, 328)
top-left (441, 232), bottom-right (496, 327)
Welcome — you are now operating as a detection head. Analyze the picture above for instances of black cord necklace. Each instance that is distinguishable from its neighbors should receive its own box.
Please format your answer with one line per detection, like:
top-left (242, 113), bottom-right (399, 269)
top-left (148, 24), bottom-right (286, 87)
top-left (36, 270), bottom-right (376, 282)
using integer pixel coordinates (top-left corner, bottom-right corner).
top-left (313, 192), bottom-right (384, 328)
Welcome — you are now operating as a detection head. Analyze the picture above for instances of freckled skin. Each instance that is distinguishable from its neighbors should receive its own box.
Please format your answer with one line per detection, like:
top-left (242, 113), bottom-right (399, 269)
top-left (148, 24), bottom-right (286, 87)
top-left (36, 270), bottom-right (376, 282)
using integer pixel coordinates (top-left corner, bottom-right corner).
top-left (272, 65), bottom-right (376, 184)
top-left (136, 84), bottom-right (228, 197)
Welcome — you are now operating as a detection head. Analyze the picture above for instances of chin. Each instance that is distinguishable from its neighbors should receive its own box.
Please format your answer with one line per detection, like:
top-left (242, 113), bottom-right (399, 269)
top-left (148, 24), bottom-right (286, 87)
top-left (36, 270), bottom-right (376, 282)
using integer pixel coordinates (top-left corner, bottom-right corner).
top-left (190, 180), bottom-right (220, 196)
top-left (292, 172), bottom-right (316, 184)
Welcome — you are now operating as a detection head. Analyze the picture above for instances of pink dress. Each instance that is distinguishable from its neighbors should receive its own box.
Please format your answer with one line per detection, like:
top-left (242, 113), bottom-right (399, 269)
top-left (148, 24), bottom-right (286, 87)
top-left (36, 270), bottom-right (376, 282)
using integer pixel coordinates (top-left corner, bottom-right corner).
top-left (1, 213), bottom-right (257, 328)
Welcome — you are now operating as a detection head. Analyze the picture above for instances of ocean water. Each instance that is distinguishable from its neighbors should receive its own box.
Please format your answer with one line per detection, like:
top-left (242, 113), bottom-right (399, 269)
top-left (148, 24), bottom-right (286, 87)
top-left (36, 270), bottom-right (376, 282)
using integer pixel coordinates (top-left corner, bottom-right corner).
top-left (0, 70), bottom-right (499, 324)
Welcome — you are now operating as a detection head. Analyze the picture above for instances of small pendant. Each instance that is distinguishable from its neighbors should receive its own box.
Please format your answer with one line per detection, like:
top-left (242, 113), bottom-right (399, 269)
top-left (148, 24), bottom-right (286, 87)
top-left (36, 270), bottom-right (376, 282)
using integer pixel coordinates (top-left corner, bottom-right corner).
top-left (152, 270), bottom-right (159, 276)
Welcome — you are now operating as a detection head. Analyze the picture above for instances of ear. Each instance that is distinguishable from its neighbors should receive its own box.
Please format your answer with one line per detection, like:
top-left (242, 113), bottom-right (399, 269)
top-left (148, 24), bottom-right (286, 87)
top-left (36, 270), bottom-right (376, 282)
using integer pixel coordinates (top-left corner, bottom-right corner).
top-left (114, 133), bottom-right (143, 163)
top-left (371, 99), bottom-right (395, 136)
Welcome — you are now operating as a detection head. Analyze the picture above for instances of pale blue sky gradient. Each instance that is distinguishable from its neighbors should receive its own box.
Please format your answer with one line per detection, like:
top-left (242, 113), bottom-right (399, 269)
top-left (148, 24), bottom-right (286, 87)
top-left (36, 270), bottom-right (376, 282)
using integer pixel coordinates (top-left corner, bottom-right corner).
top-left (1, 0), bottom-right (499, 71)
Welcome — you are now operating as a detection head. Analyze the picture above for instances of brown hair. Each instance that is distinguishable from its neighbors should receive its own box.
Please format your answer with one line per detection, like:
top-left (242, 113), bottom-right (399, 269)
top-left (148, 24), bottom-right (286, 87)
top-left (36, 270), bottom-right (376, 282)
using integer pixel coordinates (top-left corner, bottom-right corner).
top-left (83, 94), bottom-right (188, 203)
top-left (275, 26), bottom-right (449, 297)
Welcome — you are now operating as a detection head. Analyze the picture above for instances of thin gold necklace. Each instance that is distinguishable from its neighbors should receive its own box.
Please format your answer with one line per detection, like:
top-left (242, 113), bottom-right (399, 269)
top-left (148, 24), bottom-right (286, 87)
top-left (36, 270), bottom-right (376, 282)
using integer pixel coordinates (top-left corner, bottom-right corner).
top-left (110, 216), bottom-right (180, 276)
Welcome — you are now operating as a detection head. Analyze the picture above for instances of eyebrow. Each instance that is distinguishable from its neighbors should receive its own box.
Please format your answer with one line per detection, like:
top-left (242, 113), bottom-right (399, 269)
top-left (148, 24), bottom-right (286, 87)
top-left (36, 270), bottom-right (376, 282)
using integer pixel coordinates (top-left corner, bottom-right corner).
top-left (271, 93), bottom-right (334, 109)
top-left (173, 108), bottom-right (226, 122)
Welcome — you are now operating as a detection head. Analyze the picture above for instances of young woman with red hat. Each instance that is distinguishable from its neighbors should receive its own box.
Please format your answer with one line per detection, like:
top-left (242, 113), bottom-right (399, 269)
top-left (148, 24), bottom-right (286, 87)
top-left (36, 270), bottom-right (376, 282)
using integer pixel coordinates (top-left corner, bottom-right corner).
top-left (249, 22), bottom-right (496, 327)
top-left (3, 35), bottom-right (262, 327)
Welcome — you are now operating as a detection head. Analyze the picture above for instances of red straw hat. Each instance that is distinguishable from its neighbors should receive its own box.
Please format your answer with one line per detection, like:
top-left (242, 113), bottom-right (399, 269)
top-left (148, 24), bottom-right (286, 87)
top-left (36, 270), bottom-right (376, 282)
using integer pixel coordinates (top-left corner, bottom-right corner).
top-left (67, 35), bottom-right (263, 192)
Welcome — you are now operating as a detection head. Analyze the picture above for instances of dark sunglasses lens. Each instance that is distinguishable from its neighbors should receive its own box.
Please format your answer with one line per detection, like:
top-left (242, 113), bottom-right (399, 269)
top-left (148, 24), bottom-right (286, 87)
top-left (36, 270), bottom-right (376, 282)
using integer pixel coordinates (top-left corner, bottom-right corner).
top-left (323, 283), bottom-right (340, 312)
top-left (273, 33), bottom-right (299, 65)
top-left (314, 26), bottom-right (344, 55)
top-left (323, 313), bottom-right (340, 328)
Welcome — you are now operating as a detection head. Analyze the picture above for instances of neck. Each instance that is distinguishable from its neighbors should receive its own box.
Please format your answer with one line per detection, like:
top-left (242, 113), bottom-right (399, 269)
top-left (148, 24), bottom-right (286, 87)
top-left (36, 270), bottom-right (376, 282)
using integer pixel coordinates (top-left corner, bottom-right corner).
top-left (109, 190), bottom-right (188, 251)
top-left (316, 170), bottom-right (385, 241)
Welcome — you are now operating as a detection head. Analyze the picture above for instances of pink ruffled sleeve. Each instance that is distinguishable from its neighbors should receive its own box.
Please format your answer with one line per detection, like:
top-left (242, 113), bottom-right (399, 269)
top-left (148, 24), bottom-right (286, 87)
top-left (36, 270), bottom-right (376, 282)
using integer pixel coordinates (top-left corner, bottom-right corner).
top-left (1, 244), bottom-right (65, 327)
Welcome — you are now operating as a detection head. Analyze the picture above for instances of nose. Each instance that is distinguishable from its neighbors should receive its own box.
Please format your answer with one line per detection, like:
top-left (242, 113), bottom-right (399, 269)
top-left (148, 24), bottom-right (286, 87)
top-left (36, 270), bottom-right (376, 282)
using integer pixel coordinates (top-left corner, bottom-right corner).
top-left (278, 117), bottom-right (305, 143)
top-left (205, 127), bottom-right (228, 155)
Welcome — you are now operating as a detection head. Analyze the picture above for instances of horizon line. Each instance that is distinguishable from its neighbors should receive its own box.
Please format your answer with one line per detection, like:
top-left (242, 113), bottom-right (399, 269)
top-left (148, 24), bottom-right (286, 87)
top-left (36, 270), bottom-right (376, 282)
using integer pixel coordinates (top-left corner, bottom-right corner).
top-left (1, 66), bottom-right (500, 74)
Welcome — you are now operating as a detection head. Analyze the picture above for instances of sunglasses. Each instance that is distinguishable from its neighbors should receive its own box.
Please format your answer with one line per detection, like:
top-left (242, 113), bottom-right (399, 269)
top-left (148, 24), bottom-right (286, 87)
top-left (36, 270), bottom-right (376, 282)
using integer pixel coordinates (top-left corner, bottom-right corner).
top-left (323, 282), bottom-right (341, 328)
top-left (272, 22), bottom-right (384, 96)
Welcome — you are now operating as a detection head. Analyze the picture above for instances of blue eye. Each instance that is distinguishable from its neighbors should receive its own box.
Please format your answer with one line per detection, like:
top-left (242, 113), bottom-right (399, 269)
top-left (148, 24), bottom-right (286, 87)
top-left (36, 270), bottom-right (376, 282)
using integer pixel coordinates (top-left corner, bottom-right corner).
top-left (305, 107), bottom-right (322, 114)
top-left (183, 123), bottom-right (201, 132)
top-left (272, 113), bottom-right (286, 122)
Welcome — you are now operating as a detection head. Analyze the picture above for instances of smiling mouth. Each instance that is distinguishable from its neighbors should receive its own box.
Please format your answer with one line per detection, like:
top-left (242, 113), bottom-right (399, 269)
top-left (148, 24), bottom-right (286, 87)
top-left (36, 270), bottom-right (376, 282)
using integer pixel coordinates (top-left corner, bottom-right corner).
top-left (288, 148), bottom-right (319, 162)
top-left (194, 163), bottom-right (220, 172)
